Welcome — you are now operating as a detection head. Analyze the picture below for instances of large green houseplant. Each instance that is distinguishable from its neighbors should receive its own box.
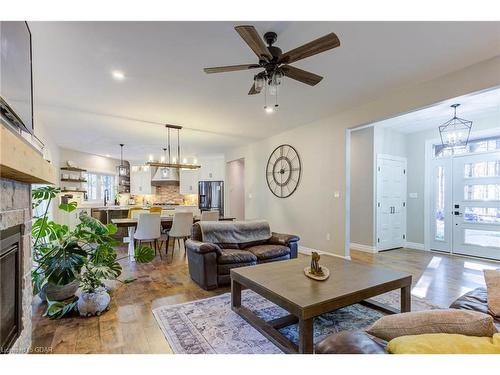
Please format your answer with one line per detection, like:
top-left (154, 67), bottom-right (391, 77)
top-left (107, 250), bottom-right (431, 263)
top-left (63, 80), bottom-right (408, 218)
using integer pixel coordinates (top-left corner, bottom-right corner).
top-left (32, 186), bottom-right (154, 318)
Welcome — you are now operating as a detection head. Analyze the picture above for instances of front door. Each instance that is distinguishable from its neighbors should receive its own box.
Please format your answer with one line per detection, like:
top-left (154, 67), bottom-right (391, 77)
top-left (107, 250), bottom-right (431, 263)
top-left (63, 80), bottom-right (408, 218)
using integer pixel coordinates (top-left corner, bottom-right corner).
top-left (452, 152), bottom-right (500, 259)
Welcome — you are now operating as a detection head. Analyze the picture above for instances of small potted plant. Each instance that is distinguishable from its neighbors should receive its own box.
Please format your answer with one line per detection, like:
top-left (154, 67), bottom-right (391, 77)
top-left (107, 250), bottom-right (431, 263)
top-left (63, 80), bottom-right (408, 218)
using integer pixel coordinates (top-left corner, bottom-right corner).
top-left (77, 264), bottom-right (111, 316)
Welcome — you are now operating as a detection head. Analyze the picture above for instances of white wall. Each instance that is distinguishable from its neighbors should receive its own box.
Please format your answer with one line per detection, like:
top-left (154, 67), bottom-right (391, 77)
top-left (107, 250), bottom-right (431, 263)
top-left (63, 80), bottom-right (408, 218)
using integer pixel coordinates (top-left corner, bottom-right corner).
top-left (34, 118), bottom-right (61, 180)
top-left (350, 127), bottom-right (374, 246)
top-left (33, 118), bottom-right (61, 219)
top-left (59, 147), bottom-right (121, 174)
top-left (226, 158), bottom-right (245, 220)
top-left (374, 127), bottom-right (407, 158)
top-left (225, 56), bottom-right (500, 257)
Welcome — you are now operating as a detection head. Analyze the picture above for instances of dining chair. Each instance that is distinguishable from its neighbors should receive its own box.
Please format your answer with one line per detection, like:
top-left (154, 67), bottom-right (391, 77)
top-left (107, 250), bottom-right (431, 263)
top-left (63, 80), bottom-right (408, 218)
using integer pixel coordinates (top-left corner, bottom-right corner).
top-left (164, 212), bottom-right (193, 260)
top-left (134, 213), bottom-right (162, 259)
top-left (131, 209), bottom-right (149, 219)
top-left (128, 207), bottom-right (143, 219)
top-left (161, 209), bottom-right (176, 217)
top-left (200, 210), bottom-right (220, 221)
top-left (149, 206), bottom-right (162, 214)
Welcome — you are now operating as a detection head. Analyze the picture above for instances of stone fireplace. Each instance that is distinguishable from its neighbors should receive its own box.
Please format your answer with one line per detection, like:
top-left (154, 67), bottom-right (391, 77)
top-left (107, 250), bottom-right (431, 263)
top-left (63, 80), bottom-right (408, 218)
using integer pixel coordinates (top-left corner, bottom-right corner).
top-left (0, 124), bottom-right (57, 354)
top-left (0, 179), bottom-right (32, 353)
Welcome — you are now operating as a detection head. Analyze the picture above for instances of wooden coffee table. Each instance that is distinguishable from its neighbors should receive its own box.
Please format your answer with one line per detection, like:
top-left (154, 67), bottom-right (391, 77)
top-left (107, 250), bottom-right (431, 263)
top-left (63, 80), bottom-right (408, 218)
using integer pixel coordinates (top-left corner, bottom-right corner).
top-left (230, 256), bottom-right (412, 354)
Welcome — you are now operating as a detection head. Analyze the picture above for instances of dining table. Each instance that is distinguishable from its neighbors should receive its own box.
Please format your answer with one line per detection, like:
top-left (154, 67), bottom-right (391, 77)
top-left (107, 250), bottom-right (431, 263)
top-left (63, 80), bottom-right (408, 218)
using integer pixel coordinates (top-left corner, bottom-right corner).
top-left (111, 215), bottom-right (235, 261)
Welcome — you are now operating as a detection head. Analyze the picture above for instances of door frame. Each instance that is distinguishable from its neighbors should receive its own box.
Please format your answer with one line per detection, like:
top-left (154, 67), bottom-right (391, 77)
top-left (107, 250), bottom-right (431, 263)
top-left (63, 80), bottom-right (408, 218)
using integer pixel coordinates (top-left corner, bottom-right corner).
top-left (375, 154), bottom-right (408, 251)
top-left (424, 127), bottom-right (500, 252)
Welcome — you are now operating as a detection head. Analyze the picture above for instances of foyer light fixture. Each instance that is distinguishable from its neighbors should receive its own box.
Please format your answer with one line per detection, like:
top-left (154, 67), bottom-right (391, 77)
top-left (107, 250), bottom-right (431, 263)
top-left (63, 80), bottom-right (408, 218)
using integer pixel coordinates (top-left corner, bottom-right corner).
top-left (146, 124), bottom-right (201, 170)
top-left (118, 144), bottom-right (128, 176)
top-left (438, 104), bottom-right (473, 149)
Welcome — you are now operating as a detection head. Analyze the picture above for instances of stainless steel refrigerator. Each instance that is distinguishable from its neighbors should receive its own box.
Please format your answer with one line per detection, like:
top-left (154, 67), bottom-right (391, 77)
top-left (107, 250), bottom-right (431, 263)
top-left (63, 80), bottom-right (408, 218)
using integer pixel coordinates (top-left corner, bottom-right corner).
top-left (198, 181), bottom-right (224, 216)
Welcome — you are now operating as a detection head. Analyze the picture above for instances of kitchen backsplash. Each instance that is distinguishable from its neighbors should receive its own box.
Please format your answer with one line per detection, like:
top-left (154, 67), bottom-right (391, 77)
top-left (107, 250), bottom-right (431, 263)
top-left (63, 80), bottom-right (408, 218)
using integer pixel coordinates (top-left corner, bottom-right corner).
top-left (154, 185), bottom-right (184, 204)
top-left (130, 185), bottom-right (198, 206)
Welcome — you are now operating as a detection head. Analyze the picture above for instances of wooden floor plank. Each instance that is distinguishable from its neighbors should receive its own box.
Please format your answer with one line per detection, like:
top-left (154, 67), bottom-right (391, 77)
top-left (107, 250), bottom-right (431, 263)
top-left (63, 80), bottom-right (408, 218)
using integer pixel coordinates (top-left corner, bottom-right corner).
top-left (30, 246), bottom-right (499, 354)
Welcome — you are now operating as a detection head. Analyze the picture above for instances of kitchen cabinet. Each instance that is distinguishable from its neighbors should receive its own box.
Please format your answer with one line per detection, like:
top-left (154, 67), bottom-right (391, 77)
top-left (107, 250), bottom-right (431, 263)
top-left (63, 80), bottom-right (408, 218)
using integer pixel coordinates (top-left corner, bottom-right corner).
top-left (179, 169), bottom-right (199, 195)
top-left (199, 156), bottom-right (225, 181)
top-left (130, 166), bottom-right (152, 195)
top-left (59, 207), bottom-right (91, 230)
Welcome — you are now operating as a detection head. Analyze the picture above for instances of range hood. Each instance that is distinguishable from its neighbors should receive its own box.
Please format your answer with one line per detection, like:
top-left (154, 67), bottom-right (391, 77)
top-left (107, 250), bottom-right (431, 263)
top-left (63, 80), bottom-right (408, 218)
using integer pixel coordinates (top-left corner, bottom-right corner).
top-left (151, 167), bottom-right (179, 185)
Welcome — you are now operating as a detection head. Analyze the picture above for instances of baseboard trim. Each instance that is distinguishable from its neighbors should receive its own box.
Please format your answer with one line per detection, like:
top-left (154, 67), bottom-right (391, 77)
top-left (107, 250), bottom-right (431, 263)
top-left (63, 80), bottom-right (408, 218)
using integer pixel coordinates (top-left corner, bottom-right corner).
top-left (404, 241), bottom-right (426, 251)
top-left (350, 242), bottom-right (377, 253)
top-left (298, 246), bottom-right (351, 260)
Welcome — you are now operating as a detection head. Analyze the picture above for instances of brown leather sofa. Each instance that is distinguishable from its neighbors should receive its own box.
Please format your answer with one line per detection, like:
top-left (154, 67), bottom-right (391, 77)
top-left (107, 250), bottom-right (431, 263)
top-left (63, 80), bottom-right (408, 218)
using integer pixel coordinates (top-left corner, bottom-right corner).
top-left (316, 287), bottom-right (500, 354)
top-left (186, 220), bottom-right (299, 290)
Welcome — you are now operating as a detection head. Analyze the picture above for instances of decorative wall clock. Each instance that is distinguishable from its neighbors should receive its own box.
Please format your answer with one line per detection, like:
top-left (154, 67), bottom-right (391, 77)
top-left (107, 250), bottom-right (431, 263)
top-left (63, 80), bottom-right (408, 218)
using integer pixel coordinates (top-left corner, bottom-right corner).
top-left (266, 144), bottom-right (301, 198)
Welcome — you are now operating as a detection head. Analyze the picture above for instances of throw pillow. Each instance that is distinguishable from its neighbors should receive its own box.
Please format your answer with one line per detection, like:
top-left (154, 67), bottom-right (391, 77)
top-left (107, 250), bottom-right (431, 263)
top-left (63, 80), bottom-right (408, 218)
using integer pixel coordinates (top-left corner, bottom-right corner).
top-left (387, 333), bottom-right (500, 354)
top-left (366, 309), bottom-right (497, 341)
top-left (484, 269), bottom-right (500, 317)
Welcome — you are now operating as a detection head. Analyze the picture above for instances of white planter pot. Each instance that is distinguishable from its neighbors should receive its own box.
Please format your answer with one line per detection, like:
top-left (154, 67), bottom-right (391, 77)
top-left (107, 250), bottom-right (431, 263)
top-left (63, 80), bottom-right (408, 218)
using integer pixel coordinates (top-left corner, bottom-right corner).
top-left (77, 287), bottom-right (111, 317)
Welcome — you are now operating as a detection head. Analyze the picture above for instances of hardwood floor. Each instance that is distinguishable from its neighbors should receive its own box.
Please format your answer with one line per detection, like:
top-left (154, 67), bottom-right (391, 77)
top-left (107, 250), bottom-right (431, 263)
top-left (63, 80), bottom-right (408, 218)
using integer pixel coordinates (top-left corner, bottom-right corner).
top-left (31, 246), bottom-right (499, 354)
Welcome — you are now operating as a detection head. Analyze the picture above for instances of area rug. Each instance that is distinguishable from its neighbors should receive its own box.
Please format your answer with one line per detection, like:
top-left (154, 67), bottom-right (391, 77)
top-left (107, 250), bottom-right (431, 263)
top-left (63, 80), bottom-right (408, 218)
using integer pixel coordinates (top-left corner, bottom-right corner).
top-left (152, 289), bottom-right (440, 354)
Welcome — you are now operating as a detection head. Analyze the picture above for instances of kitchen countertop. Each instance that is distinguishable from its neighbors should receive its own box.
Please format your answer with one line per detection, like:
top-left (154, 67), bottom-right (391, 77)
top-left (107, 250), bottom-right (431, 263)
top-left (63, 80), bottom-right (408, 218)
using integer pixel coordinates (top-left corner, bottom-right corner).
top-left (84, 204), bottom-right (198, 211)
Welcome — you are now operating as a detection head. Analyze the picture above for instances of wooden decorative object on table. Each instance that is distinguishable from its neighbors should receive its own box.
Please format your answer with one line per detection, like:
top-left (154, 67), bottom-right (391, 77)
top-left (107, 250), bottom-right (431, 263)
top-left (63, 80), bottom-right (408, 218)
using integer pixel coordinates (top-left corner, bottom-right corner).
top-left (304, 251), bottom-right (330, 281)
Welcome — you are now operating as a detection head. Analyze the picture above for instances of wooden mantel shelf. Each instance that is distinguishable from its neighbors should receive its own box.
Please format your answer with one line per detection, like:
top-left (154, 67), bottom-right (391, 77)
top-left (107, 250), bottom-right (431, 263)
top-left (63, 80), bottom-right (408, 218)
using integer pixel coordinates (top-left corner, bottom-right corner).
top-left (0, 125), bottom-right (57, 184)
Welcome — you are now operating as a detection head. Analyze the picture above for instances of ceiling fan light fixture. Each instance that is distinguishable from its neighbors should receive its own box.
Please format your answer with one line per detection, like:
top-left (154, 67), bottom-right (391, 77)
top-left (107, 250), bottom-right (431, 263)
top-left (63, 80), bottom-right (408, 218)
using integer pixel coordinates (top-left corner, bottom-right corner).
top-left (254, 75), bottom-right (265, 91)
top-left (272, 70), bottom-right (283, 86)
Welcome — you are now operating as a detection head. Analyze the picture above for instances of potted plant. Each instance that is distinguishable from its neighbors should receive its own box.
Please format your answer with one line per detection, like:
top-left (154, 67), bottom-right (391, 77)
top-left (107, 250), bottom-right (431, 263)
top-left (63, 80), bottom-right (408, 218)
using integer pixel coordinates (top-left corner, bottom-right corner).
top-left (32, 186), bottom-right (154, 318)
top-left (76, 264), bottom-right (111, 316)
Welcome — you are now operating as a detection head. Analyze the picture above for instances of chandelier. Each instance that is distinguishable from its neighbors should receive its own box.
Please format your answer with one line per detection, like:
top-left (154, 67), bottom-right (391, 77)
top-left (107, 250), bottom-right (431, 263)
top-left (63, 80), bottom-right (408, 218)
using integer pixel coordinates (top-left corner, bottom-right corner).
top-left (146, 124), bottom-right (201, 170)
top-left (438, 104), bottom-right (473, 149)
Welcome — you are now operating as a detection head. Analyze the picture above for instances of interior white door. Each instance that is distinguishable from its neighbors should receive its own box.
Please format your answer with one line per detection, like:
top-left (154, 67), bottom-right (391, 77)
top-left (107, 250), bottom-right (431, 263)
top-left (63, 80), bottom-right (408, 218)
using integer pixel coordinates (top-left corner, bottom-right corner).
top-left (451, 152), bottom-right (500, 260)
top-left (429, 157), bottom-right (453, 252)
top-left (377, 155), bottom-right (407, 251)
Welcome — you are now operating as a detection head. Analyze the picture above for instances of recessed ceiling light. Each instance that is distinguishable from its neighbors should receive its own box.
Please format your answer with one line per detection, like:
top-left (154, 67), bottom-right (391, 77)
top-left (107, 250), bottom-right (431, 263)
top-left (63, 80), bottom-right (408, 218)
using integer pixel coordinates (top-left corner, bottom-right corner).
top-left (105, 154), bottom-right (111, 157)
top-left (112, 70), bottom-right (125, 80)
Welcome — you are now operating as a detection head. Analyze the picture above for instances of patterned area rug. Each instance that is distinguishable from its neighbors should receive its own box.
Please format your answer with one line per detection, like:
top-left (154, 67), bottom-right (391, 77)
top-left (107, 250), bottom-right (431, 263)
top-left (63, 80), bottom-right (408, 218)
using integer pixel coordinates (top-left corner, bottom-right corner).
top-left (152, 289), bottom-right (440, 354)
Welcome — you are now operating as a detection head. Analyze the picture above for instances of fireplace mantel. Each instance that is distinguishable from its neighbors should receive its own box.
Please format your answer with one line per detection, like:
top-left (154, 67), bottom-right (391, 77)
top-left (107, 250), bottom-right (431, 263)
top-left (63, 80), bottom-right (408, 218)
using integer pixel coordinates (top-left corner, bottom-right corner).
top-left (0, 124), bottom-right (56, 184)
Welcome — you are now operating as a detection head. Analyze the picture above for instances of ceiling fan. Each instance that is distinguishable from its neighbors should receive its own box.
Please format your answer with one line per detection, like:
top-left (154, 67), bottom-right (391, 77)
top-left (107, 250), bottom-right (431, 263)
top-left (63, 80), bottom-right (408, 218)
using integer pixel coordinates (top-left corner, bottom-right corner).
top-left (203, 25), bottom-right (341, 98)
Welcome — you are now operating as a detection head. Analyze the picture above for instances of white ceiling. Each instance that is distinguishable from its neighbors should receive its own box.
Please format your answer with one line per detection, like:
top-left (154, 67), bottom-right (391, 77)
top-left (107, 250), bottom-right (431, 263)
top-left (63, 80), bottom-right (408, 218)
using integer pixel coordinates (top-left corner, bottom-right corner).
top-left (28, 21), bottom-right (500, 161)
top-left (374, 87), bottom-right (500, 133)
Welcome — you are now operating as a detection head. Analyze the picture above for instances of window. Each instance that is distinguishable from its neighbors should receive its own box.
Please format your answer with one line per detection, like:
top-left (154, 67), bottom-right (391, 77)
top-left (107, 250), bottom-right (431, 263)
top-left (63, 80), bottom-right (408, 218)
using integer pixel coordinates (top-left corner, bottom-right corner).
top-left (434, 135), bottom-right (500, 158)
top-left (435, 166), bottom-right (445, 241)
top-left (85, 172), bottom-right (116, 202)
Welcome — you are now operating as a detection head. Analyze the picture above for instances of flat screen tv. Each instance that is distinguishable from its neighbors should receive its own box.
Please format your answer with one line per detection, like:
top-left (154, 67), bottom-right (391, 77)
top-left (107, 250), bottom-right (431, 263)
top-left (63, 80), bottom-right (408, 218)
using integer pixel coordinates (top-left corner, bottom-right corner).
top-left (0, 21), bottom-right (34, 134)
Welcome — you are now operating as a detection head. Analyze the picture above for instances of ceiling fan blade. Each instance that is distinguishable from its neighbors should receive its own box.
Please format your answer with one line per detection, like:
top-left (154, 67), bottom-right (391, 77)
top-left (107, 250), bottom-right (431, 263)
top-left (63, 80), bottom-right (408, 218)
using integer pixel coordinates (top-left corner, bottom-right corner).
top-left (235, 25), bottom-right (272, 61)
top-left (248, 83), bottom-right (261, 95)
top-left (204, 64), bottom-right (260, 74)
top-left (281, 65), bottom-right (323, 86)
top-left (278, 32), bottom-right (340, 64)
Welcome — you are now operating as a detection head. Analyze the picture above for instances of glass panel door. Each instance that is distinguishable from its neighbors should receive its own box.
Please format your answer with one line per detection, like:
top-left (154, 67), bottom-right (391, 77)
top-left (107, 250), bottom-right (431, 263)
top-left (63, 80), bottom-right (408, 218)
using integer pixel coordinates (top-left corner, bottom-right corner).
top-left (452, 152), bottom-right (500, 260)
top-left (430, 158), bottom-right (452, 252)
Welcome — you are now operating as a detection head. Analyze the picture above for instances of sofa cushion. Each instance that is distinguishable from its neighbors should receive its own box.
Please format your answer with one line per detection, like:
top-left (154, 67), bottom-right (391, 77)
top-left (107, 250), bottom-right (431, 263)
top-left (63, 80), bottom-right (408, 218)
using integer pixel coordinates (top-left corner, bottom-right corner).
top-left (217, 261), bottom-right (257, 275)
top-left (217, 249), bottom-right (257, 264)
top-left (197, 220), bottom-right (271, 244)
top-left (316, 331), bottom-right (387, 354)
top-left (366, 309), bottom-right (498, 342)
top-left (387, 333), bottom-right (500, 354)
top-left (246, 244), bottom-right (290, 261)
top-left (484, 269), bottom-right (500, 317)
top-left (239, 239), bottom-right (269, 249)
